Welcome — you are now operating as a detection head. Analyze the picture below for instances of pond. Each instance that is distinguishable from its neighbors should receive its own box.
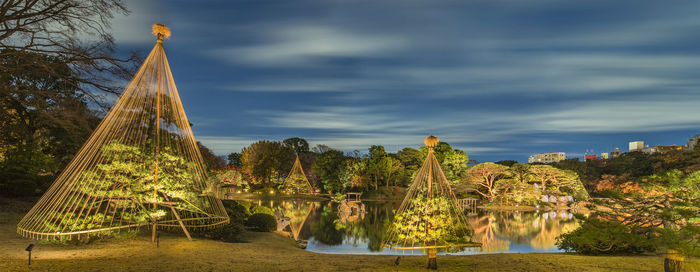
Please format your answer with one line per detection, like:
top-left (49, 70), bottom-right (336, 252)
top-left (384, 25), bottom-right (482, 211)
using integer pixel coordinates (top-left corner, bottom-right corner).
top-left (241, 198), bottom-right (580, 255)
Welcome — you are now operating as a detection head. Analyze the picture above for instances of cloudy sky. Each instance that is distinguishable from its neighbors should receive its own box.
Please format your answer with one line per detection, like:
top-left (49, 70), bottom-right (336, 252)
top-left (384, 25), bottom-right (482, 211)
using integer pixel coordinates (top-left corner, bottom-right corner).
top-left (108, 0), bottom-right (700, 162)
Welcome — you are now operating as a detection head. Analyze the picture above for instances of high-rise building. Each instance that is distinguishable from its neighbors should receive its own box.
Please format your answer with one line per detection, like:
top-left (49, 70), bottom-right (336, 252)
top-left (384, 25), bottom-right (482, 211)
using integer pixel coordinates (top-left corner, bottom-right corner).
top-left (601, 152), bottom-right (609, 159)
top-left (528, 152), bottom-right (566, 163)
top-left (629, 141), bottom-right (644, 152)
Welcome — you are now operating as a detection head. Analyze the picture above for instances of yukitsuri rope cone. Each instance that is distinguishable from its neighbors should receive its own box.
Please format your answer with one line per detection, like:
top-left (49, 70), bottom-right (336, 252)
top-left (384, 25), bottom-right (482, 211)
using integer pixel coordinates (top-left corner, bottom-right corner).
top-left (281, 155), bottom-right (313, 194)
top-left (17, 24), bottom-right (229, 242)
top-left (383, 136), bottom-right (479, 270)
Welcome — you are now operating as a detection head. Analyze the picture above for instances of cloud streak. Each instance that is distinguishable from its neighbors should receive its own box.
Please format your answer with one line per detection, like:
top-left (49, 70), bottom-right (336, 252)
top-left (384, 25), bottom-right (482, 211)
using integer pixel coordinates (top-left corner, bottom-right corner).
top-left (116, 0), bottom-right (700, 162)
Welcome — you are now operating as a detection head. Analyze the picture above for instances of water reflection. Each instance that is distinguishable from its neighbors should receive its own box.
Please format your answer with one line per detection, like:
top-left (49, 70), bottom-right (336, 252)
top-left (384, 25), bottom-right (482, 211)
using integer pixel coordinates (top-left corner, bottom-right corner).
top-left (247, 200), bottom-right (579, 255)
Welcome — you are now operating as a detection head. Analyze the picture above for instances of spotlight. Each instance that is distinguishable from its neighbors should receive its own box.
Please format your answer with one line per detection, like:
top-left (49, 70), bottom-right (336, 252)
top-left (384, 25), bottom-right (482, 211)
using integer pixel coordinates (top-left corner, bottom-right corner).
top-left (25, 243), bottom-right (34, 266)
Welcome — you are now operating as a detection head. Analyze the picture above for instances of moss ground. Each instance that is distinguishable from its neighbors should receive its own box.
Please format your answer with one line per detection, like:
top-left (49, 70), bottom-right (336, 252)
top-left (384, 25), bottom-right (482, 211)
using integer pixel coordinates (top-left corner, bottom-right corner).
top-left (1, 197), bottom-right (698, 272)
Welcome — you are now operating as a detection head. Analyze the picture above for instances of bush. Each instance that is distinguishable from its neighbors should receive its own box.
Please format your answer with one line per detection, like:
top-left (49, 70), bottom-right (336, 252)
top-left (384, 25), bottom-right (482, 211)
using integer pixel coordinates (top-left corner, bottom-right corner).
top-left (221, 200), bottom-right (250, 222)
top-left (194, 200), bottom-right (247, 242)
top-left (556, 218), bottom-right (655, 255)
top-left (245, 213), bottom-right (277, 232)
top-left (206, 221), bottom-right (245, 242)
top-left (250, 205), bottom-right (274, 215)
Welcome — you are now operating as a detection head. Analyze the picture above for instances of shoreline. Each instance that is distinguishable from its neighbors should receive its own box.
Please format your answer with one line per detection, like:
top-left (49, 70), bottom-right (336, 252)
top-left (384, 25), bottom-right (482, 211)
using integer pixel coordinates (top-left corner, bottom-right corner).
top-left (1, 197), bottom-right (697, 271)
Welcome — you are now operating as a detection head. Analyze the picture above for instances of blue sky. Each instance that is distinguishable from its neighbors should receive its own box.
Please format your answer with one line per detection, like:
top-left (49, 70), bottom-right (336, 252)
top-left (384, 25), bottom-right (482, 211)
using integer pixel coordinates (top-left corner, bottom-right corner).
top-left (108, 0), bottom-right (700, 162)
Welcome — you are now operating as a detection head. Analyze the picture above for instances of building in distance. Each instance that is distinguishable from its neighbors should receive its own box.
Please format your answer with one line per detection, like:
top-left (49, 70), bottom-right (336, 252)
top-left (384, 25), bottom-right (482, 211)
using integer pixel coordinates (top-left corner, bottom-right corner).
top-left (528, 152), bottom-right (566, 164)
top-left (629, 141), bottom-right (644, 152)
top-left (687, 134), bottom-right (700, 151)
top-left (584, 154), bottom-right (597, 161)
top-left (610, 147), bottom-right (623, 159)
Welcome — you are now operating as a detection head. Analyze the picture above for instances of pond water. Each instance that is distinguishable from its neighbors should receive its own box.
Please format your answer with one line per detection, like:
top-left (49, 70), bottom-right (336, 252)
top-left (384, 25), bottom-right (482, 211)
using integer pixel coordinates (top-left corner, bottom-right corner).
top-left (241, 199), bottom-right (579, 255)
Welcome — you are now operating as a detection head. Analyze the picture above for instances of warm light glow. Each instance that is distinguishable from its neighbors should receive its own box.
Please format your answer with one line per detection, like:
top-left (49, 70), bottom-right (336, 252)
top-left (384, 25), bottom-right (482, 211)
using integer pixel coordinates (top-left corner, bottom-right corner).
top-left (16, 25), bottom-right (228, 241)
top-left (152, 24), bottom-right (171, 39)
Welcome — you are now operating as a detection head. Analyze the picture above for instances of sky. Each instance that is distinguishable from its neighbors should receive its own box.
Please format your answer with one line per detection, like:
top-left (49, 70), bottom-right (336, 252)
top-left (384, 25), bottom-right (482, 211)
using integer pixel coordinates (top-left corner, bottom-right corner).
top-left (107, 0), bottom-right (700, 162)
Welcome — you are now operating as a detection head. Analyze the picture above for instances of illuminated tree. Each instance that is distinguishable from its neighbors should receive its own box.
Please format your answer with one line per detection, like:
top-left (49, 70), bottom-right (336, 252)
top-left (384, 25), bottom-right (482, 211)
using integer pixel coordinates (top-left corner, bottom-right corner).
top-left (384, 136), bottom-right (478, 270)
top-left (282, 156), bottom-right (313, 194)
top-left (16, 25), bottom-right (228, 241)
top-left (464, 162), bottom-right (510, 200)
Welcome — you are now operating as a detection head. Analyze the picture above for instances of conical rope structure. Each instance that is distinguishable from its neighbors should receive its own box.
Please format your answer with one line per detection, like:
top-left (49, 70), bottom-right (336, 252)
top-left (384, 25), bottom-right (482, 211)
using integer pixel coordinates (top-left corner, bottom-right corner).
top-left (281, 155), bottom-right (313, 194)
top-left (17, 25), bottom-right (229, 241)
top-left (383, 136), bottom-right (479, 268)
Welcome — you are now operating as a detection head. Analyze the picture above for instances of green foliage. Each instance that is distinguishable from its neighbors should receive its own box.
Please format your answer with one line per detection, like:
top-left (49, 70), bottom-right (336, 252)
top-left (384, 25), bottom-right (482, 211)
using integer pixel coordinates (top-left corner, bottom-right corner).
top-left (197, 141), bottom-right (226, 170)
top-left (34, 141), bottom-right (211, 234)
top-left (213, 169), bottom-right (249, 188)
top-left (311, 149), bottom-right (347, 193)
top-left (245, 213), bottom-right (277, 232)
top-left (0, 50), bottom-right (99, 197)
top-left (227, 152), bottom-right (242, 167)
top-left (195, 200), bottom-right (247, 242)
top-left (420, 142), bottom-right (454, 164)
top-left (205, 222), bottom-right (245, 242)
top-left (442, 149), bottom-right (469, 185)
top-left (241, 140), bottom-right (295, 184)
top-left (556, 218), bottom-right (655, 255)
top-left (464, 162), bottom-right (509, 200)
top-left (283, 137), bottom-right (310, 154)
top-left (390, 195), bottom-right (470, 246)
top-left (367, 145), bottom-right (391, 190)
top-left (495, 160), bottom-right (518, 167)
top-left (310, 207), bottom-right (344, 245)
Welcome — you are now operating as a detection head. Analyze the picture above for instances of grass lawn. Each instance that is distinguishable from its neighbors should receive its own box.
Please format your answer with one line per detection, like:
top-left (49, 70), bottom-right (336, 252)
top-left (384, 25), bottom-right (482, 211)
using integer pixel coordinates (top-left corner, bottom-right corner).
top-left (1, 198), bottom-right (698, 272)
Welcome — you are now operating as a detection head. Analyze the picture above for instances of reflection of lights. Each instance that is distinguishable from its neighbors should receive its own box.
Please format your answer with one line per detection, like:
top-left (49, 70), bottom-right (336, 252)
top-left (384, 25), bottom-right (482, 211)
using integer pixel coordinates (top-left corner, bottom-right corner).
top-left (244, 189), bottom-right (249, 192)
top-left (236, 190), bottom-right (241, 194)
top-left (269, 190), bottom-right (275, 194)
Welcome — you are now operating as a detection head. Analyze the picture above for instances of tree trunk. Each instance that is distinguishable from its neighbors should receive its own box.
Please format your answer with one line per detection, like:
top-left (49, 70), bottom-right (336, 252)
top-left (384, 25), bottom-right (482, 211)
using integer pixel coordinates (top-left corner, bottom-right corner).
top-left (427, 248), bottom-right (437, 270)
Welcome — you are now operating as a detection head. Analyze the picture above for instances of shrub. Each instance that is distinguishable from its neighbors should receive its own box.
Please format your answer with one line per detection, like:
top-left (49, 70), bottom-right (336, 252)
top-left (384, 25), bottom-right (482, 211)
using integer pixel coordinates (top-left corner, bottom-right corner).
top-left (194, 200), bottom-right (247, 242)
top-left (556, 218), bottom-right (655, 255)
top-left (221, 200), bottom-right (250, 222)
top-left (250, 205), bottom-right (274, 215)
top-left (206, 221), bottom-right (245, 242)
top-left (245, 213), bottom-right (277, 232)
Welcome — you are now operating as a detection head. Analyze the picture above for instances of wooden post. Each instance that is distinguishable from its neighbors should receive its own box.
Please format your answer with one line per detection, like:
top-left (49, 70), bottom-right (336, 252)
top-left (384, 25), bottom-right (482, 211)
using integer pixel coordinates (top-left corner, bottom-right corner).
top-left (162, 193), bottom-right (192, 241)
top-left (664, 250), bottom-right (684, 272)
top-left (152, 35), bottom-right (163, 243)
top-left (426, 148), bottom-right (437, 270)
top-left (427, 247), bottom-right (437, 270)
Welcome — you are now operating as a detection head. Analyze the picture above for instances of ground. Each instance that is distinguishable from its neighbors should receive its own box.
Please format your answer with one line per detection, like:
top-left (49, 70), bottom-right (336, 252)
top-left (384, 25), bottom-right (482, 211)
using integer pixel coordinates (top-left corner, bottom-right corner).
top-left (1, 198), bottom-right (698, 272)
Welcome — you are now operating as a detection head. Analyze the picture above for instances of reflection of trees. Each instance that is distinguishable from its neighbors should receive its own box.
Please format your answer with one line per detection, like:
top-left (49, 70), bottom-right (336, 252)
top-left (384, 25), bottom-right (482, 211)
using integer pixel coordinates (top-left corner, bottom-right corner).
top-left (311, 205), bottom-right (344, 245)
top-left (492, 212), bottom-right (540, 244)
top-left (362, 204), bottom-right (392, 252)
top-left (469, 211), bottom-right (581, 251)
top-left (468, 215), bottom-right (510, 252)
top-left (303, 201), bottom-right (394, 252)
top-left (530, 213), bottom-right (579, 249)
top-left (275, 200), bottom-right (316, 240)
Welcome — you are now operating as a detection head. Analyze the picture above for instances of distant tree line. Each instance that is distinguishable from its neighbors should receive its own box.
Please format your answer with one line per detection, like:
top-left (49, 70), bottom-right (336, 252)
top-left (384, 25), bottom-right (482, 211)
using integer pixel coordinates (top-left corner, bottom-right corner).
top-left (223, 138), bottom-right (470, 194)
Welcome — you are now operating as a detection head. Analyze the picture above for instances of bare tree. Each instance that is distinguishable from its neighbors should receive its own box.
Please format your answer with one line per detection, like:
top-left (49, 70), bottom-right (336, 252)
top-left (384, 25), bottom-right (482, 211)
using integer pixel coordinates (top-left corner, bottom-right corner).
top-left (0, 0), bottom-right (140, 108)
